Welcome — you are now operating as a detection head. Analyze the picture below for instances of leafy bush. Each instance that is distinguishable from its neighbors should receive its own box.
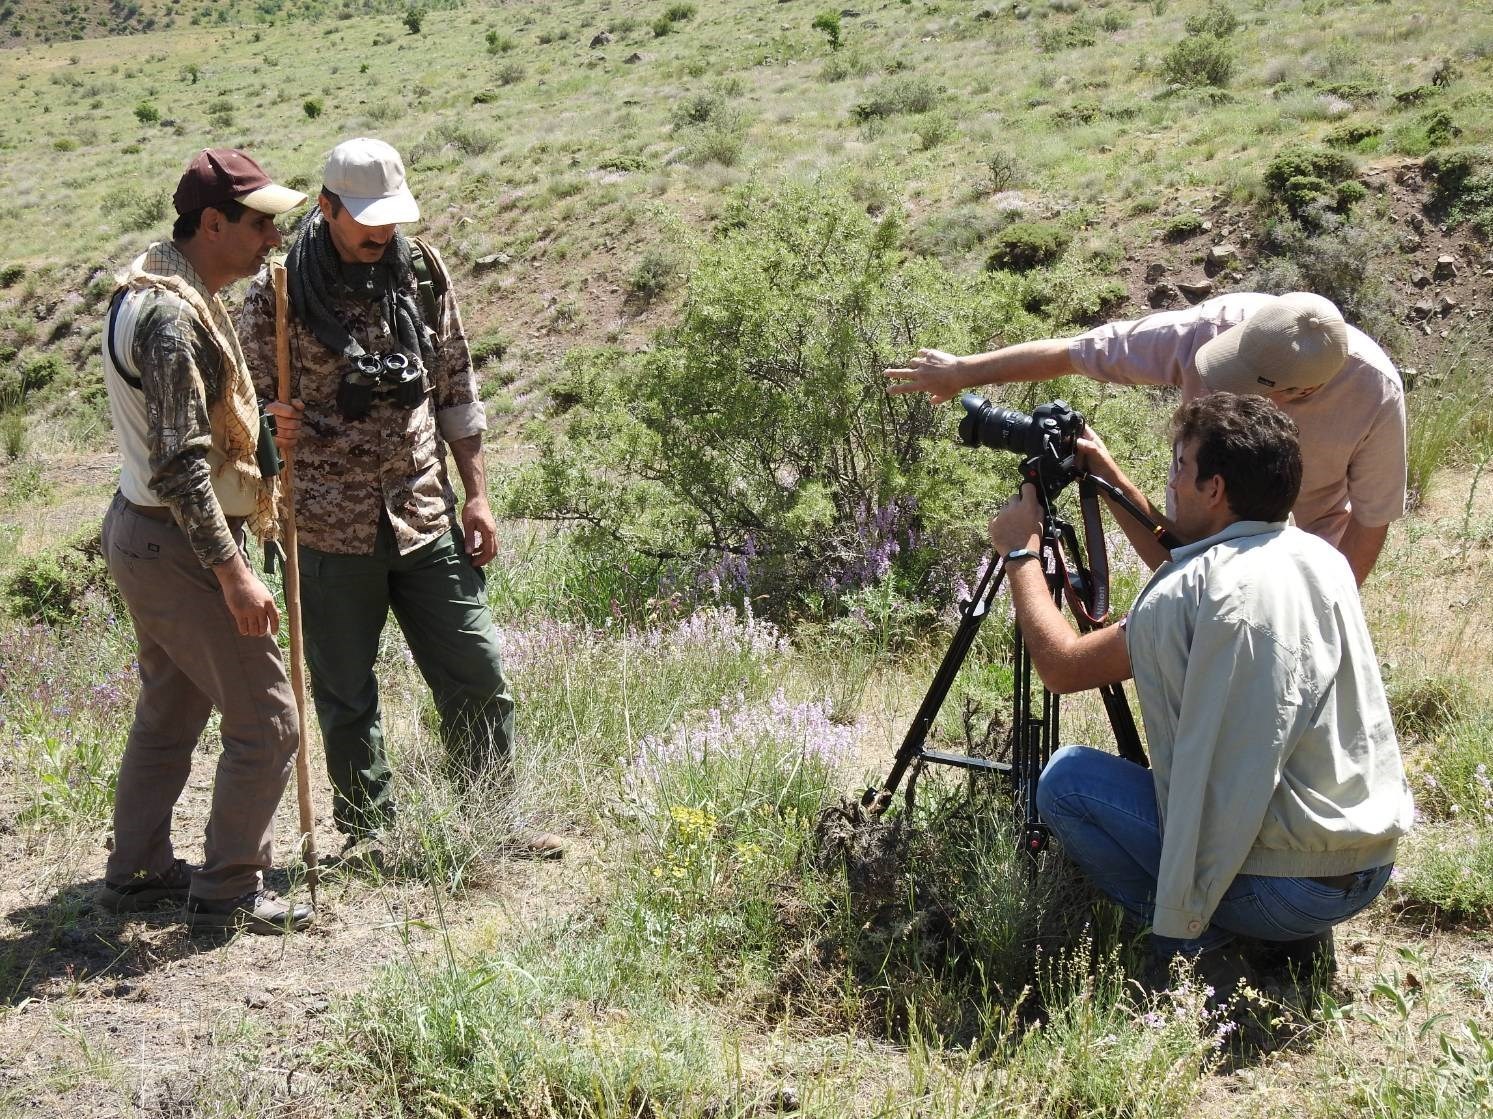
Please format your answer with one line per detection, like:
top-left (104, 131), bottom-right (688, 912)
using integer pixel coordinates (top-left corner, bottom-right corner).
top-left (484, 28), bottom-right (515, 53)
top-left (902, 206), bottom-right (1003, 262)
top-left (468, 330), bottom-right (510, 367)
top-left (985, 220), bottom-right (1070, 272)
top-left (100, 185), bottom-right (168, 233)
top-left (302, 97), bottom-right (323, 119)
top-left (0, 351), bottom-right (66, 407)
top-left (505, 178), bottom-right (1043, 616)
top-left (1423, 147), bottom-right (1493, 235)
top-left (1160, 34), bottom-right (1235, 88)
top-left (403, 5), bottom-right (423, 34)
top-left (663, 2), bottom-right (696, 21)
top-left (3, 532), bottom-right (114, 625)
top-left (812, 9), bottom-right (841, 50)
top-left (132, 100), bottom-right (159, 124)
top-left (627, 248), bottom-right (682, 306)
top-left (1397, 825), bottom-right (1493, 921)
top-left (1037, 14), bottom-right (1098, 52)
top-left (1325, 122), bottom-right (1382, 149)
top-left (1262, 146), bottom-right (1359, 219)
top-left (852, 75), bottom-right (940, 120)
top-left (0, 263), bottom-right (23, 288)
top-left (494, 60), bottom-right (525, 86)
top-left (1183, 0), bottom-right (1239, 37)
top-left (1161, 213), bottom-right (1205, 241)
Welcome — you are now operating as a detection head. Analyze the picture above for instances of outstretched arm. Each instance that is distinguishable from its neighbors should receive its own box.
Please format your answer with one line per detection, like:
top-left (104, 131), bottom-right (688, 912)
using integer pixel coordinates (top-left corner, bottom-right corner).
top-left (883, 337), bottom-right (1078, 403)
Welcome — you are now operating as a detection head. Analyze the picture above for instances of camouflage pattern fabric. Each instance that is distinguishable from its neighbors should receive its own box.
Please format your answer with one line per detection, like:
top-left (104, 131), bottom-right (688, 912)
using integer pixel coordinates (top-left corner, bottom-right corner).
top-left (236, 240), bottom-right (485, 557)
top-left (121, 243), bottom-right (275, 567)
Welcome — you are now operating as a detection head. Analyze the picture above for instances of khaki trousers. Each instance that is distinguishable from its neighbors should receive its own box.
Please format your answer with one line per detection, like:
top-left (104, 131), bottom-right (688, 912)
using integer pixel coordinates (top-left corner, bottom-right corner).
top-left (101, 492), bottom-right (298, 901)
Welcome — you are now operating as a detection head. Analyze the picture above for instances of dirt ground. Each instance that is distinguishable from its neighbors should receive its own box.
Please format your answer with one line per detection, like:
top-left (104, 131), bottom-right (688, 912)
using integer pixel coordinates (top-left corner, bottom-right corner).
top-left (0, 748), bottom-right (587, 1117)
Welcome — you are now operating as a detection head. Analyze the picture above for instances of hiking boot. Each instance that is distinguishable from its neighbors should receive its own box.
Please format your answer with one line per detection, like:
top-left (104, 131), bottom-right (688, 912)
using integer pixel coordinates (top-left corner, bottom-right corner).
top-left (1247, 930), bottom-right (1337, 980)
top-left (330, 833), bottom-right (388, 874)
top-left (502, 829), bottom-right (566, 860)
top-left (185, 889), bottom-right (313, 935)
top-left (96, 859), bottom-right (193, 912)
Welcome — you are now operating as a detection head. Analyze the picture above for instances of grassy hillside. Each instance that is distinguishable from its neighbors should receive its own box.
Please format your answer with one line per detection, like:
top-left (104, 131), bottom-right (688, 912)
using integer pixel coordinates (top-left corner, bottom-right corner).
top-left (1, 1), bottom-right (1492, 1116)
top-left (1, 0), bottom-right (1490, 452)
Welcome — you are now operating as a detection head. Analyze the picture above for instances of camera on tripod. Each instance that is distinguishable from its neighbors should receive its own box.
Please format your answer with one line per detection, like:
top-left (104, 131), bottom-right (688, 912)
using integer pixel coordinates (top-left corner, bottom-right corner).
top-left (337, 351), bottom-right (427, 421)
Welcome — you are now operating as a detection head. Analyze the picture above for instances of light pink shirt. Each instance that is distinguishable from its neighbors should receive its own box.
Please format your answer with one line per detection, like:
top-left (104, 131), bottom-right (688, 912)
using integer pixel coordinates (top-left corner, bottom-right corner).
top-left (1068, 293), bottom-right (1406, 543)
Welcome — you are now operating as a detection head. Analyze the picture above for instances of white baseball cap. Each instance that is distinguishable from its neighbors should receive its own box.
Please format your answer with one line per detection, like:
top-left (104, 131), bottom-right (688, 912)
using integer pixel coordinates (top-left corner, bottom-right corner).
top-left (322, 137), bottom-right (420, 226)
top-left (1195, 292), bottom-right (1349, 395)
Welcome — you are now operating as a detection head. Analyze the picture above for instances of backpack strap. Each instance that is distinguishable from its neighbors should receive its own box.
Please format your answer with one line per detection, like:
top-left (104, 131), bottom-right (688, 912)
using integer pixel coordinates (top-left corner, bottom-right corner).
top-left (409, 238), bottom-right (445, 332)
top-left (105, 288), bottom-right (143, 391)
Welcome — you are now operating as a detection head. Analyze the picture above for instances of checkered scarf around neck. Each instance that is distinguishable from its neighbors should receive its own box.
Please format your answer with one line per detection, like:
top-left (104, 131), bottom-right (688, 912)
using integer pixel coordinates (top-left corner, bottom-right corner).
top-left (284, 209), bottom-right (435, 370)
top-left (118, 242), bottom-right (280, 541)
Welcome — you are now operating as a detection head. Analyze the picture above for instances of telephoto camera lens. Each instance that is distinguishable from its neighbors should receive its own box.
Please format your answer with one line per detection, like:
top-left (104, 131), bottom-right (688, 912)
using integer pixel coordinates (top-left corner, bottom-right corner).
top-left (959, 393), bottom-right (1044, 456)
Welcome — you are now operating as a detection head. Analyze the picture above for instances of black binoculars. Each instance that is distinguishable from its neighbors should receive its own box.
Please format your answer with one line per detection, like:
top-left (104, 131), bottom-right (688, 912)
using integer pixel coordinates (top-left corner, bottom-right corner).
top-left (336, 351), bottom-right (426, 420)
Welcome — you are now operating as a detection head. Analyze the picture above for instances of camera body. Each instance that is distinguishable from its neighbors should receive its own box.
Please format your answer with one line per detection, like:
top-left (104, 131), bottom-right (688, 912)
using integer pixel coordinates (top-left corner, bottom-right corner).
top-left (958, 394), bottom-right (1085, 498)
top-left (337, 351), bottom-right (427, 420)
top-left (958, 394), bottom-right (1083, 459)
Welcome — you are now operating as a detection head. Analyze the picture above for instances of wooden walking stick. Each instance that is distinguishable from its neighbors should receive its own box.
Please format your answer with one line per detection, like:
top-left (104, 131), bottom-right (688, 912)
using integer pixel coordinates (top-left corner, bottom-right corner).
top-left (273, 261), bottom-right (320, 907)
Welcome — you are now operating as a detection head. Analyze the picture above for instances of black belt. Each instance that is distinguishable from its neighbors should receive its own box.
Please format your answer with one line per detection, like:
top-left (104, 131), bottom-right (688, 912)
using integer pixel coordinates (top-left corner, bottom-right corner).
top-left (1311, 872), bottom-right (1362, 890)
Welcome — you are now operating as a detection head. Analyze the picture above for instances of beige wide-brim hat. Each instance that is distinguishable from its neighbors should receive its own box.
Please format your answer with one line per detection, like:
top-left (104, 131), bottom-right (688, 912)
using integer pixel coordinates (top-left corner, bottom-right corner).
top-left (1195, 292), bottom-right (1349, 394)
top-left (323, 137), bottom-right (420, 226)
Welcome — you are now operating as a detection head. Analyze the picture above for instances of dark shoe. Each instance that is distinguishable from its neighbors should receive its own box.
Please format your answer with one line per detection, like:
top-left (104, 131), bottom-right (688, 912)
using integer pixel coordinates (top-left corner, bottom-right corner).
top-left (1247, 930), bottom-right (1337, 980)
top-left (502, 829), bottom-right (565, 860)
top-left (185, 889), bottom-right (313, 935)
top-left (330, 833), bottom-right (388, 874)
top-left (97, 859), bottom-right (193, 912)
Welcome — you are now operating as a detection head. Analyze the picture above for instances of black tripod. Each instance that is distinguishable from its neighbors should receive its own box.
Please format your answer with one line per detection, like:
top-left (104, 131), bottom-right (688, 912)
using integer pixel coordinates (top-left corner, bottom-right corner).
top-left (864, 451), bottom-right (1176, 858)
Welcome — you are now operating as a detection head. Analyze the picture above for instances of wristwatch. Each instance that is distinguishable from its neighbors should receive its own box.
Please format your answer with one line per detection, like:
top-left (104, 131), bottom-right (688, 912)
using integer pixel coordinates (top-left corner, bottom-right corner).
top-left (1004, 547), bottom-right (1042, 567)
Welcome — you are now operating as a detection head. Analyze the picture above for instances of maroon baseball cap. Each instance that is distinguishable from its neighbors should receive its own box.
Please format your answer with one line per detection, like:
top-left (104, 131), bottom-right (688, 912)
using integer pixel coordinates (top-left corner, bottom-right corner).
top-left (172, 148), bottom-right (306, 216)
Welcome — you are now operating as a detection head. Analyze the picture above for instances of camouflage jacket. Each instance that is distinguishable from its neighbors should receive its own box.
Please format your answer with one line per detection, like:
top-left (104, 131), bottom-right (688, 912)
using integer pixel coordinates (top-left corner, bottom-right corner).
top-left (109, 242), bottom-right (251, 568)
top-left (235, 241), bottom-right (486, 556)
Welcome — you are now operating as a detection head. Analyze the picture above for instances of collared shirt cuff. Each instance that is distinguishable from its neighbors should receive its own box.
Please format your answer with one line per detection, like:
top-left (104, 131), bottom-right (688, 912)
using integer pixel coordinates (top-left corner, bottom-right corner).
top-left (436, 401), bottom-right (487, 442)
top-left (1152, 906), bottom-right (1207, 941)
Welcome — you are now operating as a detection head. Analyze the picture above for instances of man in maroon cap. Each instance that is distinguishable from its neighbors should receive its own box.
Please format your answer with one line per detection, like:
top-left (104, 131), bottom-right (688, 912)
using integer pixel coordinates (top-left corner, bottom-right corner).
top-left (97, 148), bottom-right (314, 933)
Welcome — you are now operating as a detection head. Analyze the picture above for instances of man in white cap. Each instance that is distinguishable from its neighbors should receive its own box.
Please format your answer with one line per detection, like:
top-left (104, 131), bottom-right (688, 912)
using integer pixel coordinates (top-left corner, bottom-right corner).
top-left (236, 138), bottom-right (561, 858)
top-left (884, 292), bottom-right (1406, 584)
top-left (99, 148), bottom-right (312, 933)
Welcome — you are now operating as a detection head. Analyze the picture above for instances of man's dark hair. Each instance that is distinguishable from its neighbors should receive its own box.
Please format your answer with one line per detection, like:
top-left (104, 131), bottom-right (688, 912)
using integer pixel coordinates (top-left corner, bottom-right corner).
top-left (172, 198), bottom-right (249, 242)
top-left (320, 187), bottom-right (343, 217)
top-left (1171, 393), bottom-right (1302, 522)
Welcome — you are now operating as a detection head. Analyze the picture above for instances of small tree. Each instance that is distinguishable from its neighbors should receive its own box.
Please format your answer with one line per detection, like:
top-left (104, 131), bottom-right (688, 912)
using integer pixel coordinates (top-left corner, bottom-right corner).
top-left (303, 97), bottom-right (323, 119)
top-left (812, 9), bottom-right (841, 51)
top-left (133, 100), bottom-right (160, 124)
top-left (403, 6), bottom-right (424, 34)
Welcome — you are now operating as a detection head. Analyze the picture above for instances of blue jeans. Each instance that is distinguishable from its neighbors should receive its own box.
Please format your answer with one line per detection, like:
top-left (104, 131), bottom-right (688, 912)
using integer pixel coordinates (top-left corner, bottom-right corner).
top-left (1036, 745), bottom-right (1393, 955)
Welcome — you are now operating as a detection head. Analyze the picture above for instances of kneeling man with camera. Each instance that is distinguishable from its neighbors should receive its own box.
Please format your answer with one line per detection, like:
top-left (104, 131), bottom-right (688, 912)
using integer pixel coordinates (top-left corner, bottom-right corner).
top-left (989, 392), bottom-right (1413, 976)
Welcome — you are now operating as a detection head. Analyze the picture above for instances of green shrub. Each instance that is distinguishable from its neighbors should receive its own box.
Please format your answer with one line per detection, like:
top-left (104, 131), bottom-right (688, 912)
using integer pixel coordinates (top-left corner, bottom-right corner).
top-left (1397, 825), bottom-right (1493, 922)
top-left (100, 185), bottom-right (168, 233)
top-left (0, 351), bottom-right (66, 407)
top-left (0, 263), bottom-right (23, 288)
top-left (902, 206), bottom-right (1003, 261)
top-left (1325, 122), bottom-right (1383, 149)
top-left (852, 75), bottom-right (940, 120)
top-left (505, 177), bottom-right (1042, 615)
top-left (1037, 14), bottom-right (1098, 52)
top-left (627, 248), bottom-right (681, 305)
top-left (495, 60), bottom-right (525, 86)
top-left (812, 9), bottom-right (841, 50)
top-left (1161, 213), bottom-right (1205, 241)
top-left (1266, 144), bottom-right (1361, 200)
top-left (664, 2), bottom-right (696, 21)
top-left (3, 532), bottom-right (113, 625)
top-left (986, 220), bottom-right (1070, 272)
top-left (1160, 34), bottom-right (1235, 88)
top-left (468, 331), bottom-right (510, 367)
top-left (132, 100), bottom-right (159, 124)
top-left (302, 97), bottom-right (323, 119)
top-left (1423, 146), bottom-right (1493, 234)
top-left (916, 110), bottom-right (957, 149)
top-left (403, 5), bottom-right (423, 34)
top-left (484, 28), bottom-right (515, 53)
top-left (1183, 0), bottom-right (1239, 37)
